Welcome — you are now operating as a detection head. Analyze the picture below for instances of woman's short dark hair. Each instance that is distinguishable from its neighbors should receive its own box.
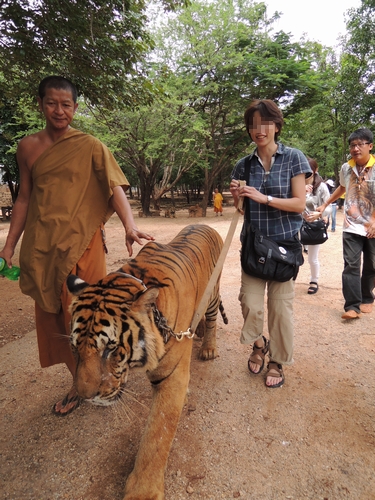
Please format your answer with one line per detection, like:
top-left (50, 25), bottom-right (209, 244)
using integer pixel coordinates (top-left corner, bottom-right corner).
top-left (244, 99), bottom-right (284, 142)
top-left (38, 76), bottom-right (78, 103)
top-left (348, 128), bottom-right (373, 145)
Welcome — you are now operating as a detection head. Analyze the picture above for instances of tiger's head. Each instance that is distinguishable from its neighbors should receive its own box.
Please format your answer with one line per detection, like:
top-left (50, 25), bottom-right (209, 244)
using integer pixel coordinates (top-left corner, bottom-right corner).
top-left (67, 272), bottom-right (165, 406)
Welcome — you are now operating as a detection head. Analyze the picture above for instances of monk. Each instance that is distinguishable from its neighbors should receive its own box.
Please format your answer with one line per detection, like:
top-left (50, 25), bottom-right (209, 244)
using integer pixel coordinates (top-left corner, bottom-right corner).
top-left (213, 188), bottom-right (224, 216)
top-left (0, 76), bottom-right (154, 415)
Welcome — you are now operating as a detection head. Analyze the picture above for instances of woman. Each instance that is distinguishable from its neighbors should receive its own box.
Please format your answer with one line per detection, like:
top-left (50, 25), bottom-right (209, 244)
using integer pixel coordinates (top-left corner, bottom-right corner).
top-left (304, 159), bottom-right (331, 295)
top-left (230, 99), bottom-right (311, 388)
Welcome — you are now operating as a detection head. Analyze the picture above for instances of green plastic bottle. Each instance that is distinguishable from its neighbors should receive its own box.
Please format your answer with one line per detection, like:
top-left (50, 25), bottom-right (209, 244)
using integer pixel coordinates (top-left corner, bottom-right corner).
top-left (0, 257), bottom-right (20, 281)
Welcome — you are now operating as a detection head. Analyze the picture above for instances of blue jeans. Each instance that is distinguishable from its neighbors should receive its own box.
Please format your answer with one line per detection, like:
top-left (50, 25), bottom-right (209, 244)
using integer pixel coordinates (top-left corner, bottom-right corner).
top-left (330, 203), bottom-right (337, 231)
top-left (342, 232), bottom-right (375, 312)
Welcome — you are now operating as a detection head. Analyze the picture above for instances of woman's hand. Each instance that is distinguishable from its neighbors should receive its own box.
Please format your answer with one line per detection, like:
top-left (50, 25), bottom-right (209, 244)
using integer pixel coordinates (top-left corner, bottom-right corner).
top-left (238, 184), bottom-right (267, 205)
top-left (229, 179), bottom-right (240, 198)
top-left (305, 211), bottom-right (322, 222)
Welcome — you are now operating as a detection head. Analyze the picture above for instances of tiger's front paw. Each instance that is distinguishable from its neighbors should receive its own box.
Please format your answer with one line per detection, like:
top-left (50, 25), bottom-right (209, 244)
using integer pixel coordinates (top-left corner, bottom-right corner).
top-left (124, 494), bottom-right (163, 500)
top-left (199, 345), bottom-right (218, 360)
top-left (124, 471), bottom-right (165, 500)
top-left (124, 487), bottom-right (164, 500)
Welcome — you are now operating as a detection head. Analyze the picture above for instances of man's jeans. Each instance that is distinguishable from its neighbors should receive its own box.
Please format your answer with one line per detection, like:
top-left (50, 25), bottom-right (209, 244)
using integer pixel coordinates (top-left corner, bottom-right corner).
top-left (330, 203), bottom-right (337, 231)
top-left (342, 232), bottom-right (375, 312)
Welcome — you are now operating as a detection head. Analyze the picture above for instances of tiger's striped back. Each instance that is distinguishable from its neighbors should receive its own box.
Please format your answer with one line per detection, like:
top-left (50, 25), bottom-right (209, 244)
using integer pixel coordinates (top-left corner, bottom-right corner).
top-left (68, 224), bottom-right (226, 405)
top-left (121, 224), bottom-right (224, 332)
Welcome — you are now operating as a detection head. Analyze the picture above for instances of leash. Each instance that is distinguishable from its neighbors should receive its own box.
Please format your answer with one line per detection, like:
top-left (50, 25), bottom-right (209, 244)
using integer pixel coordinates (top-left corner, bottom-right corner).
top-left (189, 183), bottom-right (246, 334)
top-left (118, 187), bottom-right (246, 341)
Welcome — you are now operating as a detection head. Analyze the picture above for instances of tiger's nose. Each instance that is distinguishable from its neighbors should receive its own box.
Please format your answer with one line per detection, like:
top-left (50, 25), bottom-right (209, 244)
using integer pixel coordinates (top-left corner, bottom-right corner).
top-left (75, 359), bottom-right (102, 399)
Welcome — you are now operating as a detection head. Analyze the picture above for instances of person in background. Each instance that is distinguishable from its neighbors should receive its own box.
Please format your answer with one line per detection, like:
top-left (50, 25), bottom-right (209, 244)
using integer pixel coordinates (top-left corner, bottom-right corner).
top-left (304, 159), bottom-right (331, 295)
top-left (213, 188), bottom-right (224, 216)
top-left (230, 99), bottom-right (311, 388)
top-left (326, 179), bottom-right (337, 231)
top-left (0, 76), bottom-right (154, 416)
top-left (317, 128), bottom-right (375, 320)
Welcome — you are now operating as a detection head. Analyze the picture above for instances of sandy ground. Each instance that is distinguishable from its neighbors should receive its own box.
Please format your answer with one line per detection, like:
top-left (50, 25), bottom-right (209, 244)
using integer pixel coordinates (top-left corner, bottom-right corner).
top-left (1, 206), bottom-right (375, 500)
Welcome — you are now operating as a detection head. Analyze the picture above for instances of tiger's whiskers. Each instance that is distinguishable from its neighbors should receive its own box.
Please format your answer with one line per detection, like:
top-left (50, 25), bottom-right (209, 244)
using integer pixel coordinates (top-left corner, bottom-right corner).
top-left (112, 387), bottom-right (149, 423)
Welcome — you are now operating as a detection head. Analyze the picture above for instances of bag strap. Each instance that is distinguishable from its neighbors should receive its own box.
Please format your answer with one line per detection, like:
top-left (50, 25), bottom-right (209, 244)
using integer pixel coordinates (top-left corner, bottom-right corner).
top-left (241, 155), bottom-right (251, 222)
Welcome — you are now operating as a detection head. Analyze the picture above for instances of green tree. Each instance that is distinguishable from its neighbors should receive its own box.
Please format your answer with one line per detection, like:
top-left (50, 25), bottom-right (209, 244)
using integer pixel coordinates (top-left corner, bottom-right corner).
top-left (0, 0), bottom-right (190, 107)
top-left (0, 99), bottom-right (19, 200)
top-left (280, 43), bottom-right (344, 180)
top-left (84, 88), bottom-right (205, 215)
top-left (151, 0), bottom-right (327, 214)
top-left (0, 0), bottom-right (190, 196)
top-left (344, 0), bottom-right (375, 123)
top-left (284, 0), bottom-right (375, 183)
top-left (0, 85), bottom-right (44, 199)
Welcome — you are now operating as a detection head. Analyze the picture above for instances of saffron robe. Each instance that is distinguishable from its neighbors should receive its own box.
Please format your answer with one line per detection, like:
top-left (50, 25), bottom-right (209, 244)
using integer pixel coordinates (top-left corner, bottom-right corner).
top-left (19, 128), bottom-right (129, 314)
top-left (213, 192), bottom-right (223, 212)
top-left (34, 226), bottom-right (106, 371)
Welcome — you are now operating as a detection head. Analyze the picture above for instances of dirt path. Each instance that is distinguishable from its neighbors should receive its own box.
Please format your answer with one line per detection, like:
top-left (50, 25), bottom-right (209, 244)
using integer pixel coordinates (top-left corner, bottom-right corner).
top-left (1, 207), bottom-right (375, 500)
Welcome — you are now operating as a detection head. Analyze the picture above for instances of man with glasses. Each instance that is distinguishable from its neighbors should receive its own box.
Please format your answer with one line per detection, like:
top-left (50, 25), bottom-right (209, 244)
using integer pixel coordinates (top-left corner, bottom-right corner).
top-left (318, 128), bottom-right (375, 319)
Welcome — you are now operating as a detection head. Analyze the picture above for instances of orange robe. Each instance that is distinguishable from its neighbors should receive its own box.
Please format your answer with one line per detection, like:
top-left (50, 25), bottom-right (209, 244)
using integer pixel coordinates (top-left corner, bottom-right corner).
top-left (34, 226), bottom-right (106, 372)
top-left (213, 192), bottom-right (223, 213)
top-left (19, 128), bottom-right (129, 370)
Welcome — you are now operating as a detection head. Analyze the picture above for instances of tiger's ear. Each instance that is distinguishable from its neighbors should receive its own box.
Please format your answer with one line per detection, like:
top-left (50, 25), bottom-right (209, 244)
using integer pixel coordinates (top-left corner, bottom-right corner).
top-left (67, 274), bottom-right (90, 296)
top-left (133, 287), bottom-right (159, 311)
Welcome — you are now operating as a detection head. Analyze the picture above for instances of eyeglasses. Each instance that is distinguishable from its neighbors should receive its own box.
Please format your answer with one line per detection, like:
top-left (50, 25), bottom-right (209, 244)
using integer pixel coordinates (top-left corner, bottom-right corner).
top-left (349, 142), bottom-right (370, 150)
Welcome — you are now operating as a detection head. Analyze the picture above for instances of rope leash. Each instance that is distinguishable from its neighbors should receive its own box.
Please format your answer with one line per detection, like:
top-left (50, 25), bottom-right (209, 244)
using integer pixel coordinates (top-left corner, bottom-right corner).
top-left (190, 185), bottom-right (245, 336)
top-left (120, 188), bottom-right (246, 343)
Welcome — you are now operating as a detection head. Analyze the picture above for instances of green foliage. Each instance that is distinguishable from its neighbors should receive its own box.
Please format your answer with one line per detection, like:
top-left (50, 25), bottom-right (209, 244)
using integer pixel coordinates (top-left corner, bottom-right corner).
top-left (0, 81), bottom-right (44, 193)
top-left (149, 0), bottom-right (325, 211)
top-left (0, 98), bottom-right (19, 188)
top-left (3, 0), bottom-right (374, 211)
top-left (341, 0), bottom-right (375, 124)
top-left (0, 0), bottom-right (190, 107)
top-left (0, 0), bottom-right (190, 195)
top-left (283, 103), bottom-right (343, 180)
top-left (282, 0), bottom-right (375, 184)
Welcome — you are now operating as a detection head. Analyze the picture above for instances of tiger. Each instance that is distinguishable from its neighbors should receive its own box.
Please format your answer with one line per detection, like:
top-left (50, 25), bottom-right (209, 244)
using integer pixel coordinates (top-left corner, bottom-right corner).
top-left (67, 224), bottom-right (228, 500)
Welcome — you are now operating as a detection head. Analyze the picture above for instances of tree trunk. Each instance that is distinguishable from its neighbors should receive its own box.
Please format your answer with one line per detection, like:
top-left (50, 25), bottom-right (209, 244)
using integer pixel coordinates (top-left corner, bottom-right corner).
top-left (200, 180), bottom-right (215, 217)
top-left (141, 179), bottom-right (153, 216)
top-left (184, 187), bottom-right (190, 204)
top-left (4, 169), bottom-right (18, 203)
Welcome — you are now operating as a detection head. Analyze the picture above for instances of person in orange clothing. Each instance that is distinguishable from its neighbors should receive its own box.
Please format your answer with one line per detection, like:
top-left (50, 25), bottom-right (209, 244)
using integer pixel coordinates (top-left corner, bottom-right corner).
top-left (213, 188), bottom-right (224, 216)
top-left (0, 76), bottom-right (154, 416)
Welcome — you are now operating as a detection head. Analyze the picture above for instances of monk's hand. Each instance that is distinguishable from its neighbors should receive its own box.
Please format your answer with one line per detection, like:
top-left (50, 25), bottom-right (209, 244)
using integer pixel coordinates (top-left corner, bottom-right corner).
top-left (0, 246), bottom-right (14, 268)
top-left (125, 228), bottom-right (155, 256)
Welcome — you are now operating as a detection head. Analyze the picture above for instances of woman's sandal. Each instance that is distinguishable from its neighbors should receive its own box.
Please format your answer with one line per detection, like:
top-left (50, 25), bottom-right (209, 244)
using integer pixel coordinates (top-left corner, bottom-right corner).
top-left (307, 282), bottom-right (319, 294)
top-left (265, 362), bottom-right (285, 388)
top-left (248, 335), bottom-right (269, 375)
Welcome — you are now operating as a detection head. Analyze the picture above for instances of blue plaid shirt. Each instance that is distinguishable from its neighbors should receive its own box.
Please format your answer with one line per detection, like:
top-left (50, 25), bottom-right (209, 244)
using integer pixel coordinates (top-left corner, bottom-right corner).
top-left (231, 143), bottom-right (311, 241)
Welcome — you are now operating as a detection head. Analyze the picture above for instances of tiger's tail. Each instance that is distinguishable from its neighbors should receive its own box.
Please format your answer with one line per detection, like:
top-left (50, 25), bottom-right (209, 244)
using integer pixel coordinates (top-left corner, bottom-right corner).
top-left (219, 298), bottom-right (228, 325)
